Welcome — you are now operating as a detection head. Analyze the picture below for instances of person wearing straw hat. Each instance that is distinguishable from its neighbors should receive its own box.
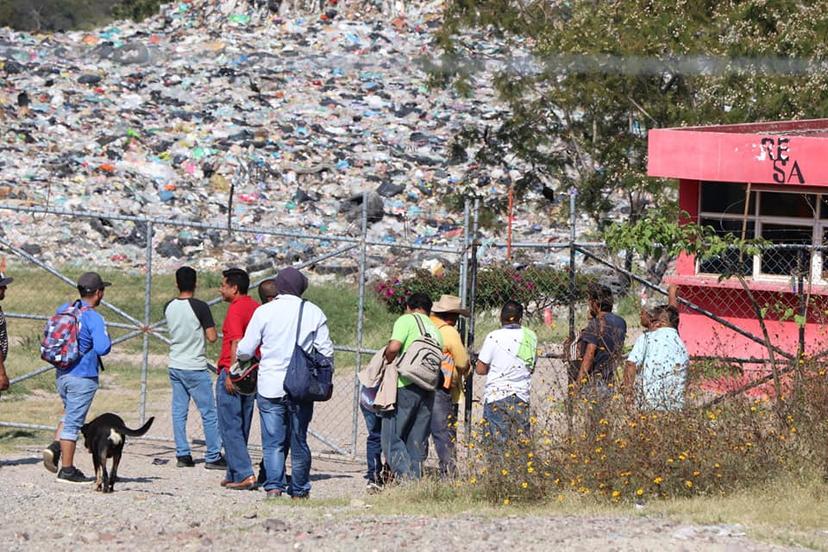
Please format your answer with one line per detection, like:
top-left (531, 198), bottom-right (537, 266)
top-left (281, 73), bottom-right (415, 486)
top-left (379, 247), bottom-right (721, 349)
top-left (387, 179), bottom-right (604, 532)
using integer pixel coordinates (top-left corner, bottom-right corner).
top-left (0, 263), bottom-right (12, 392)
top-left (428, 294), bottom-right (469, 477)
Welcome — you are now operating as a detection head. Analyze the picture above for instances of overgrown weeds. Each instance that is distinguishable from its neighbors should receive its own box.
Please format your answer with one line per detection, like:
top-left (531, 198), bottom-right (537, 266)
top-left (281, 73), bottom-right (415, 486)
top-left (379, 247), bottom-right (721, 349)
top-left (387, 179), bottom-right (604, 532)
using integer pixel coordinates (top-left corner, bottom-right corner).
top-left (458, 363), bottom-right (828, 506)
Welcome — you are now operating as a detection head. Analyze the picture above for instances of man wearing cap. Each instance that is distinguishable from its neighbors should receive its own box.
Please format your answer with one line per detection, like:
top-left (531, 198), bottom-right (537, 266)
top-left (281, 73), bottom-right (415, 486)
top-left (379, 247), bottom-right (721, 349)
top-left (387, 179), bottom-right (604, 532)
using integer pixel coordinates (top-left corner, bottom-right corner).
top-left (237, 267), bottom-right (333, 499)
top-left (429, 295), bottom-right (469, 477)
top-left (0, 268), bottom-right (13, 392)
top-left (42, 272), bottom-right (112, 484)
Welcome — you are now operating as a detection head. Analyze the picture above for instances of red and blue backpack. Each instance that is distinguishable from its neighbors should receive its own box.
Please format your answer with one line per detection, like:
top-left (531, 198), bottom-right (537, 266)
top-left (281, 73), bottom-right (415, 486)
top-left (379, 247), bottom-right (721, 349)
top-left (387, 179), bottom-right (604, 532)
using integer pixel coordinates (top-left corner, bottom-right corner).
top-left (40, 300), bottom-right (90, 369)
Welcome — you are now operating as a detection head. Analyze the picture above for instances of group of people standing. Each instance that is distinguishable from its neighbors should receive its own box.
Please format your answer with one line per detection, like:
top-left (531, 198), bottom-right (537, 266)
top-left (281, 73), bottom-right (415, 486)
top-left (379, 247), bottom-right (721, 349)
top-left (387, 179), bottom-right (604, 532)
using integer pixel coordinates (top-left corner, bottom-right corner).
top-left (359, 283), bottom-right (690, 487)
top-left (9, 261), bottom-right (687, 493)
top-left (38, 266), bottom-right (332, 499)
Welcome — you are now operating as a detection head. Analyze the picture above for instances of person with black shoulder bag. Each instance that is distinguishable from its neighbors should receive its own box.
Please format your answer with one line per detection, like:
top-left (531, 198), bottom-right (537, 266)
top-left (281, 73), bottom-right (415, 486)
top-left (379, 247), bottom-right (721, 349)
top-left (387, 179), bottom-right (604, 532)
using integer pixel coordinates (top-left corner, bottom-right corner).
top-left (236, 267), bottom-right (333, 500)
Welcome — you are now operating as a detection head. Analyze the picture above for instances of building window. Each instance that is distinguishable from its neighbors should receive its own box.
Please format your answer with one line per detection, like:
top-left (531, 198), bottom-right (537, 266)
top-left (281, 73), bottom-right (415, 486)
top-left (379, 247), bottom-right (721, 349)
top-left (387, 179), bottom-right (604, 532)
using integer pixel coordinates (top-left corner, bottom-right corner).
top-left (698, 183), bottom-right (819, 282)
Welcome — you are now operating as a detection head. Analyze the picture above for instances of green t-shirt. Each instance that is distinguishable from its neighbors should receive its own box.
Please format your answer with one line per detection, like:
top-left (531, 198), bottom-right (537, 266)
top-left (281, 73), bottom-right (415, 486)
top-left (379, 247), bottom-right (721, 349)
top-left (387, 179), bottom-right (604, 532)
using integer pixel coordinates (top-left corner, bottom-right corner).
top-left (391, 313), bottom-right (443, 388)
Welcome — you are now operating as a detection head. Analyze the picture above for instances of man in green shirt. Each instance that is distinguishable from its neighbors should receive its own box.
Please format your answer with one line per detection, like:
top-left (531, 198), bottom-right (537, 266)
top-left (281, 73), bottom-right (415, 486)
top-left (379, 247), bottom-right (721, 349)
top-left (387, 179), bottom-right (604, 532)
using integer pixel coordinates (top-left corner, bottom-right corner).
top-left (382, 293), bottom-right (443, 479)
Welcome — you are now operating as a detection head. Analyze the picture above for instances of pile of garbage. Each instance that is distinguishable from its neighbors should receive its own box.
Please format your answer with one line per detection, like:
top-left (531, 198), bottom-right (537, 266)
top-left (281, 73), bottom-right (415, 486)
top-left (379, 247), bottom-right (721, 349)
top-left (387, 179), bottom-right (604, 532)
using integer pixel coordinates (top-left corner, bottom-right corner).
top-left (0, 0), bottom-right (572, 275)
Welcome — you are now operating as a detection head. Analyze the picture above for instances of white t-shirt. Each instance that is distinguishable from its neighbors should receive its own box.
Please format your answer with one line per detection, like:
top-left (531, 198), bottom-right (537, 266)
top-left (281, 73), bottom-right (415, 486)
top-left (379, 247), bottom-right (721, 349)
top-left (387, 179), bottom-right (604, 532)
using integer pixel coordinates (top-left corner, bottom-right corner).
top-left (477, 327), bottom-right (532, 404)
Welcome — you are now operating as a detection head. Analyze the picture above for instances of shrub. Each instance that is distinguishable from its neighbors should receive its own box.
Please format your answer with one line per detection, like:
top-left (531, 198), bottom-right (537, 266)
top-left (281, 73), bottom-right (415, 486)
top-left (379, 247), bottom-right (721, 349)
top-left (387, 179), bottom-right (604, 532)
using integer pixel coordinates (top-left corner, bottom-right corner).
top-left (373, 265), bottom-right (593, 314)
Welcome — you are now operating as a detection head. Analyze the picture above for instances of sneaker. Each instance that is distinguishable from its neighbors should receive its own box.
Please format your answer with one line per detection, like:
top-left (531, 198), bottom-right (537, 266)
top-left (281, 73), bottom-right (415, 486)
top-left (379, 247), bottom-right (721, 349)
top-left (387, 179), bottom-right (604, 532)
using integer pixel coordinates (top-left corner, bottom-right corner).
top-left (57, 466), bottom-right (90, 484)
top-left (366, 480), bottom-right (383, 494)
top-left (291, 494), bottom-right (309, 501)
top-left (176, 455), bottom-right (195, 468)
top-left (42, 441), bottom-right (61, 474)
top-left (265, 489), bottom-right (283, 499)
top-left (204, 456), bottom-right (227, 470)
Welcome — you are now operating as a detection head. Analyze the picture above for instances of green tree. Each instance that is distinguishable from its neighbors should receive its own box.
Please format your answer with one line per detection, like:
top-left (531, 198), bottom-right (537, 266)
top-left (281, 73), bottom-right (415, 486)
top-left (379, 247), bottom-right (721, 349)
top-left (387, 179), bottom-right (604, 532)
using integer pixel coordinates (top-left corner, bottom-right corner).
top-left (435, 0), bottom-right (828, 240)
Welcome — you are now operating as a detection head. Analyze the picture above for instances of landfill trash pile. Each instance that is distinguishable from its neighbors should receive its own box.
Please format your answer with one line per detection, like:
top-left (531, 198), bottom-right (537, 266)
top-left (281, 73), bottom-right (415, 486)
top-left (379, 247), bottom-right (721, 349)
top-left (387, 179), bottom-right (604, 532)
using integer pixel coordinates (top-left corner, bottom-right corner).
top-left (0, 0), bottom-right (574, 275)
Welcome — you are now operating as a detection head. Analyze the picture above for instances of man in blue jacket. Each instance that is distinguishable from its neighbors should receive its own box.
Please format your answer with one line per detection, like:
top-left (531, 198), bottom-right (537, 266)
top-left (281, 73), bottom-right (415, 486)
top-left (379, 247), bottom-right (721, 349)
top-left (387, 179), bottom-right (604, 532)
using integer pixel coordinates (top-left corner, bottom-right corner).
top-left (42, 272), bottom-right (112, 483)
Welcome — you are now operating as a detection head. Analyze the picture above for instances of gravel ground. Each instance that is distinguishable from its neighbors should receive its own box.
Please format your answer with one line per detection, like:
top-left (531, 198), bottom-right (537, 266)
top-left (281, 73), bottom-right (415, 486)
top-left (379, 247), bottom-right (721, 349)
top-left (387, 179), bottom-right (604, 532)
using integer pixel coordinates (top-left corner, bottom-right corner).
top-left (0, 439), bottom-right (801, 552)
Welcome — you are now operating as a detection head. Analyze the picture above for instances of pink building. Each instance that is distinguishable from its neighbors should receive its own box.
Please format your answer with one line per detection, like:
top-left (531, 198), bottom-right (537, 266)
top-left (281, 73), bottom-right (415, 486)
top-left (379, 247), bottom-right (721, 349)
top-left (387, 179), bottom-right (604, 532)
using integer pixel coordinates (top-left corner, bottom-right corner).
top-left (648, 119), bottom-right (828, 359)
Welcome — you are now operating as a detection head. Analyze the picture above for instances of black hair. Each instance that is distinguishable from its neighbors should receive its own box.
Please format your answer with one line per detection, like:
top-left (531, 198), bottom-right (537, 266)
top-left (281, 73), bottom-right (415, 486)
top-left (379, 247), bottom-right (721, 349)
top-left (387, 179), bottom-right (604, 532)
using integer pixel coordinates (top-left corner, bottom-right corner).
top-left (222, 267), bottom-right (250, 295)
top-left (588, 284), bottom-right (614, 312)
top-left (176, 266), bottom-right (197, 293)
top-left (406, 292), bottom-right (432, 313)
top-left (258, 278), bottom-right (278, 303)
top-left (500, 300), bottom-right (523, 325)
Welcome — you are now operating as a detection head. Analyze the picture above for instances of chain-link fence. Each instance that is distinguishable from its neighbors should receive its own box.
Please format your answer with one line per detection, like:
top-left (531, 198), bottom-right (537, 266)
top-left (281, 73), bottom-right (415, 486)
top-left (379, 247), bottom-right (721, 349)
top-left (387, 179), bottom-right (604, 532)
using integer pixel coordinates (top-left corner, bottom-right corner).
top-left (0, 195), bottom-right (470, 461)
top-left (4, 193), bottom-right (828, 464)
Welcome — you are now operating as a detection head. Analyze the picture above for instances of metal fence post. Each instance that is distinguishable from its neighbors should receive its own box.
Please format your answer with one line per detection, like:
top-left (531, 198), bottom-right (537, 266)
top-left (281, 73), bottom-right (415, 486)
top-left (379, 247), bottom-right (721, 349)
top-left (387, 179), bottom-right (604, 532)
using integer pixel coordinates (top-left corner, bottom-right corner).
top-left (568, 188), bottom-right (577, 341)
top-left (459, 197), bottom-right (471, 309)
top-left (139, 220), bottom-right (153, 425)
top-left (352, 191), bottom-right (369, 458)
top-left (464, 198), bottom-right (480, 441)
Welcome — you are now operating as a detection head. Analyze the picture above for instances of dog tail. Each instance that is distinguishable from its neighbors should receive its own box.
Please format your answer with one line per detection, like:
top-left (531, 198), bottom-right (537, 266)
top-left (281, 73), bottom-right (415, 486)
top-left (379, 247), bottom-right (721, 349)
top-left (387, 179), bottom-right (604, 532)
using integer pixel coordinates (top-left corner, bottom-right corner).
top-left (119, 416), bottom-right (155, 437)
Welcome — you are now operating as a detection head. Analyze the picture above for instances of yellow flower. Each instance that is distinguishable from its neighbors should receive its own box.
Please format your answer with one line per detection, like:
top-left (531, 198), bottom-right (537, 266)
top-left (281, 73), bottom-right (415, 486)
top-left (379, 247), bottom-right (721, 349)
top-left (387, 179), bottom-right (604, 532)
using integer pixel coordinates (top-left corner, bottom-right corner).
top-left (653, 476), bottom-right (663, 485)
top-left (557, 494), bottom-right (565, 502)
top-left (599, 418), bottom-right (609, 425)
top-left (503, 498), bottom-right (511, 506)
top-left (501, 469), bottom-right (509, 476)
top-left (521, 481), bottom-right (529, 489)
top-left (611, 490), bottom-right (621, 498)
top-left (692, 470), bottom-right (700, 477)
top-left (469, 477), bottom-right (477, 484)
top-left (527, 467), bottom-right (535, 474)
top-left (635, 488), bottom-right (644, 496)
top-left (527, 452), bottom-right (534, 459)
top-left (685, 480), bottom-right (693, 489)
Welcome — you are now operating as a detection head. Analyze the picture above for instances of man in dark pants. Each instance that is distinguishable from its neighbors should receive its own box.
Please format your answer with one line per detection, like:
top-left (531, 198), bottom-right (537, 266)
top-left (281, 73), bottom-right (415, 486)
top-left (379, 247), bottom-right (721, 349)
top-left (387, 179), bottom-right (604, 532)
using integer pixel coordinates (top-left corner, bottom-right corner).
top-left (215, 268), bottom-right (259, 490)
top-left (361, 402), bottom-right (383, 491)
top-left (381, 293), bottom-right (443, 480)
top-left (429, 295), bottom-right (469, 478)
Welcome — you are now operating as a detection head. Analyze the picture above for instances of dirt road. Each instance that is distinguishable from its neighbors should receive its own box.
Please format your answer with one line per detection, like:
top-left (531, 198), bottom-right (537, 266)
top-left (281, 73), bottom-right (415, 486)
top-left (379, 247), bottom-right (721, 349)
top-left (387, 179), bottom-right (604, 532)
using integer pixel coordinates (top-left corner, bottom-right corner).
top-left (0, 439), bottom-right (798, 551)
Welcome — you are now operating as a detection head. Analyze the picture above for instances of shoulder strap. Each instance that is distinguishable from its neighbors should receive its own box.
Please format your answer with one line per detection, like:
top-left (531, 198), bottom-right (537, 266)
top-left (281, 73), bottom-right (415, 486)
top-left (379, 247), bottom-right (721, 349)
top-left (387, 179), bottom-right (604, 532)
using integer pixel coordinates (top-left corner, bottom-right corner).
top-left (295, 300), bottom-right (306, 346)
top-left (412, 313), bottom-right (428, 338)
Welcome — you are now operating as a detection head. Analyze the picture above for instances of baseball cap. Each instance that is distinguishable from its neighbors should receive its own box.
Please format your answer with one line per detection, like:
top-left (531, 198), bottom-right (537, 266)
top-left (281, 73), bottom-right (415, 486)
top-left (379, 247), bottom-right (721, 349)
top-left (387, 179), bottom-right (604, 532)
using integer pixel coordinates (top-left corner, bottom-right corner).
top-left (0, 272), bottom-right (12, 287)
top-left (77, 272), bottom-right (112, 293)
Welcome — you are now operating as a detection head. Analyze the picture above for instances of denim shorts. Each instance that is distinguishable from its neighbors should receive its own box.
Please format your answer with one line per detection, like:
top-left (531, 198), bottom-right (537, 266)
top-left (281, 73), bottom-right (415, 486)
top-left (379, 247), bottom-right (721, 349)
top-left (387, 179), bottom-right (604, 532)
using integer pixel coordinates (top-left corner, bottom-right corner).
top-left (57, 373), bottom-right (99, 441)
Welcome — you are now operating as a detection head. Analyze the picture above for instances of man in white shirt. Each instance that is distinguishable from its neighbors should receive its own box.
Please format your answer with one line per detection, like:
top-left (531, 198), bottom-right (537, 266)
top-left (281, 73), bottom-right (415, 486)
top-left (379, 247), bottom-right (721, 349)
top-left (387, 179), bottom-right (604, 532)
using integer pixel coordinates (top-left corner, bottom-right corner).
top-left (236, 267), bottom-right (333, 499)
top-left (475, 300), bottom-right (537, 449)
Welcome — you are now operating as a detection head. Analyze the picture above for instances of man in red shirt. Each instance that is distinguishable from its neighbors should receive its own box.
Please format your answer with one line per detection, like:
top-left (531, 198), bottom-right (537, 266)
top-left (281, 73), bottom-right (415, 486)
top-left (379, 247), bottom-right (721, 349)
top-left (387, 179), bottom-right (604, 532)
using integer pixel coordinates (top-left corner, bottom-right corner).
top-left (215, 268), bottom-right (259, 490)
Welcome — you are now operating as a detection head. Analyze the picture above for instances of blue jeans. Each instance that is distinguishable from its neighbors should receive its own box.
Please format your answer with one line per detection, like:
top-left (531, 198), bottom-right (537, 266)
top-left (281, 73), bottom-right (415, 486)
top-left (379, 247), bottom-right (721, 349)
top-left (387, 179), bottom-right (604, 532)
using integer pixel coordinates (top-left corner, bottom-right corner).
top-left (381, 384), bottom-right (433, 480)
top-left (483, 394), bottom-right (530, 447)
top-left (361, 403), bottom-right (382, 482)
top-left (216, 371), bottom-right (255, 483)
top-left (429, 388), bottom-right (458, 477)
top-left (169, 368), bottom-right (222, 462)
top-left (258, 394), bottom-right (314, 496)
top-left (57, 373), bottom-right (98, 441)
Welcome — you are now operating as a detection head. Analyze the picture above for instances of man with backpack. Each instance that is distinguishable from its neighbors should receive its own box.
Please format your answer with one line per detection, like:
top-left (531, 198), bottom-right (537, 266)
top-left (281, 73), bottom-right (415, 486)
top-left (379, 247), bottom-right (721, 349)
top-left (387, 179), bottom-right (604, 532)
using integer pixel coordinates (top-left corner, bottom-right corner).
top-left (382, 293), bottom-right (443, 480)
top-left (237, 267), bottom-right (333, 499)
top-left (41, 272), bottom-right (112, 483)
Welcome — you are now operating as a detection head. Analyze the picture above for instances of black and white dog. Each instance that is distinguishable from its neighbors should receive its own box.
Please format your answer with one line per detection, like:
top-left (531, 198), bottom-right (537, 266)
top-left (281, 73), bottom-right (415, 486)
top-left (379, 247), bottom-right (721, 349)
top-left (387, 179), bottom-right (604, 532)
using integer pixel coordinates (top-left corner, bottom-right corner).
top-left (80, 413), bottom-right (154, 493)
